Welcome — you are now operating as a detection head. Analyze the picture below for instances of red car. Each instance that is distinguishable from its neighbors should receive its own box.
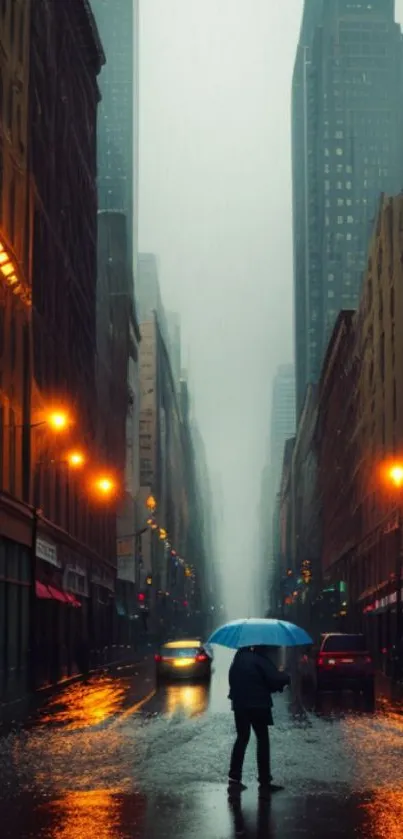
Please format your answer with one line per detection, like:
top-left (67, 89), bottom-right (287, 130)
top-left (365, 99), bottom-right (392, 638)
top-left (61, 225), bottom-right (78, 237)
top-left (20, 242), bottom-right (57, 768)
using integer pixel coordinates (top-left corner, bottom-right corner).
top-left (316, 633), bottom-right (375, 703)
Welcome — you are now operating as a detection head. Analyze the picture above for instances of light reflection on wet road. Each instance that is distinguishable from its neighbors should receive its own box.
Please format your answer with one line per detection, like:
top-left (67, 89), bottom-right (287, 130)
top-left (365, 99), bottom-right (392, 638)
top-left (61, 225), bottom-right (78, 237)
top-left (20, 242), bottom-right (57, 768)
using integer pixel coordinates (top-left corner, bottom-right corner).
top-left (1, 648), bottom-right (403, 838)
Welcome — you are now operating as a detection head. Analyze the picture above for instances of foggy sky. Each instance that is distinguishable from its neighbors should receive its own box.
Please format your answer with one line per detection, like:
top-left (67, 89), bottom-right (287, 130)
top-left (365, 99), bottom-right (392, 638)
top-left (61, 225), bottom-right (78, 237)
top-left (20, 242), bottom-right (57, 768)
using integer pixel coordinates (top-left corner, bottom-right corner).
top-left (139, 1), bottom-right (403, 618)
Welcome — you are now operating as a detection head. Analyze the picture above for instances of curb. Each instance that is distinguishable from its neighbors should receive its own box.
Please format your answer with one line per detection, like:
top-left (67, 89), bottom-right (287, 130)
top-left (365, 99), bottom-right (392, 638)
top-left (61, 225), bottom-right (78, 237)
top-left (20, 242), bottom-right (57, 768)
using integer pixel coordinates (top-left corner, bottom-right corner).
top-left (0, 650), bottom-right (155, 717)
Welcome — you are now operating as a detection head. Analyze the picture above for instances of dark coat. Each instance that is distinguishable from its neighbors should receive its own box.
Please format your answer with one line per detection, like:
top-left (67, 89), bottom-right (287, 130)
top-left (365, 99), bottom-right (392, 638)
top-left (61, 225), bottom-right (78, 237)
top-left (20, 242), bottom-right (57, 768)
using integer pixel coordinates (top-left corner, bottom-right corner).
top-left (228, 648), bottom-right (290, 711)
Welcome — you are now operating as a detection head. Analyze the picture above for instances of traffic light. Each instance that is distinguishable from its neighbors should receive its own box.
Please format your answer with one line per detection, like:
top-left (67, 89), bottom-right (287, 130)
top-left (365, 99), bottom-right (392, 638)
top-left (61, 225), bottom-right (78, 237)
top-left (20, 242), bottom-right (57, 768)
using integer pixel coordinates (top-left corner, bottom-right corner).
top-left (138, 592), bottom-right (145, 603)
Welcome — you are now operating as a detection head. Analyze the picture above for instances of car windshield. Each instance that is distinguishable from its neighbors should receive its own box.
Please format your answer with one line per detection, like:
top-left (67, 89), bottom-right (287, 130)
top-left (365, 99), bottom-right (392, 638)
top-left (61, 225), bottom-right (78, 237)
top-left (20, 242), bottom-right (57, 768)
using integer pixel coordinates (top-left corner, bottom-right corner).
top-left (322, 635), bottom-right (367, 653)
top-left (162, 646), bottom-right (200, 658)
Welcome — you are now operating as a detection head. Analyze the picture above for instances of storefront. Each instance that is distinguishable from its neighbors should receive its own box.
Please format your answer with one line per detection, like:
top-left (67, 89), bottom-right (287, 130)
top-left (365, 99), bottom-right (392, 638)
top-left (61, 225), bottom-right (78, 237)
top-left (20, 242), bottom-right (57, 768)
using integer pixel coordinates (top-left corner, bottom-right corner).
top-left (361, 580), bottom-right (401, 671)
top-left (34, 536), bottom-right (83, 687)
top-left (0, 536), bottom-right (31, 701)
top-left (90, 566), bottom-right (116, 666)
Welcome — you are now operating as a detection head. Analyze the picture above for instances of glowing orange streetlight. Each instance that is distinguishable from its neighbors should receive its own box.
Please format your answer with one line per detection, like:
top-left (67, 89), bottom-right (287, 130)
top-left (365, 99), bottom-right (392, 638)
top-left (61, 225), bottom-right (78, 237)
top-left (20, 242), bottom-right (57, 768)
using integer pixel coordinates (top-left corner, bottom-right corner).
top-left (46, 410), bottom-right (70, 432)
top-left (146, 494), bottom-right (157, 512)
top-left (67, 450), bottom-right (86, 469)
top-left (92, 474), bottom-right (117, 499)
top-left (388, 464), bottom-right (403, 489)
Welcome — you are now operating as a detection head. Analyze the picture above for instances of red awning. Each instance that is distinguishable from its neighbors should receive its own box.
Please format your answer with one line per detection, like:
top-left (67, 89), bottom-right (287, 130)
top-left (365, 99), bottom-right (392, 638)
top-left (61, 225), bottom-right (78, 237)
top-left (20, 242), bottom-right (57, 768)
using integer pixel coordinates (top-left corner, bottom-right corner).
top-left (35, 581), bottom-right (53, 599)
top-left (47, 585), bottom-right (69, 603)
top-left (65, 592), bottom-right (82, 608)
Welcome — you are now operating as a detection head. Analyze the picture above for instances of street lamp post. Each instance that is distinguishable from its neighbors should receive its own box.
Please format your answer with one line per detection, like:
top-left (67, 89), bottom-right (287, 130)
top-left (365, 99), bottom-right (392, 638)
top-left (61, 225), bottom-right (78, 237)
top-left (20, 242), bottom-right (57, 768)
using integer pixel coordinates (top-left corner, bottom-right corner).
top-left (21, 410), bottom-right (73, 691)
top-left (384, 462), bottom-right (403, 680)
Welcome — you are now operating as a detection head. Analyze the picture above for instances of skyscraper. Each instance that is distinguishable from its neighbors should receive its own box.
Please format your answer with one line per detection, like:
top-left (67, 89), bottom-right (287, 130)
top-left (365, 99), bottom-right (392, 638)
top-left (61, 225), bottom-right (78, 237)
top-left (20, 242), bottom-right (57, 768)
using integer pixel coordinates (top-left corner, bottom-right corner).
top-left (91, 0), bottom-right (139, 273)
top-left (136, 253), bottom-right (164, 321)
top-left (269, 365), bottom-right (296, 505)
top-left (292, 0), bottom-right (403, 415)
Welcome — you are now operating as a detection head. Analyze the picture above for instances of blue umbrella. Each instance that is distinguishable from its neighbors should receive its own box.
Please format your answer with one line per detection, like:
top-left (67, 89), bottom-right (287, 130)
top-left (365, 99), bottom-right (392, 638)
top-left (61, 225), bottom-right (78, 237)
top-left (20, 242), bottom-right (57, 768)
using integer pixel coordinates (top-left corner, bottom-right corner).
top-left (207, 618), bottom-right (312, 649)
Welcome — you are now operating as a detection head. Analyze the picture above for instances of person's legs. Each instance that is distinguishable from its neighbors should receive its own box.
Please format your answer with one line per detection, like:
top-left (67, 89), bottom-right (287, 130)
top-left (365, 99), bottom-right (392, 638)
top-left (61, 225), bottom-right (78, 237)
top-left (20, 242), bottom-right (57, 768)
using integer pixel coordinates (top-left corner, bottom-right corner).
top-left (251, 715), bottom-right (271, 786)
top-left (228, 709), bottom-right (251, 784)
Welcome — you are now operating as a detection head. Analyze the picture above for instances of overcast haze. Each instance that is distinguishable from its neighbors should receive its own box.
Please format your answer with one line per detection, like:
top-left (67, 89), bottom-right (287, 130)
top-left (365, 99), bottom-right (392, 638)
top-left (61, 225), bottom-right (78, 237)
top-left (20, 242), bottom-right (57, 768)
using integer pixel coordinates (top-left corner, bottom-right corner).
top-left (139, 1), bottom-right (403, 618)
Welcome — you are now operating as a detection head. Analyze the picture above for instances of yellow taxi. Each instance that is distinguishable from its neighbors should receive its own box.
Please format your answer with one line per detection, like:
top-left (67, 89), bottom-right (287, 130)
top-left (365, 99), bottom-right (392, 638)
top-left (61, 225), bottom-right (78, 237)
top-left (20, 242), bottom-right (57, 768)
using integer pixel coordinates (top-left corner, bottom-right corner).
top-left (155, 639), bottom-right (212, 683)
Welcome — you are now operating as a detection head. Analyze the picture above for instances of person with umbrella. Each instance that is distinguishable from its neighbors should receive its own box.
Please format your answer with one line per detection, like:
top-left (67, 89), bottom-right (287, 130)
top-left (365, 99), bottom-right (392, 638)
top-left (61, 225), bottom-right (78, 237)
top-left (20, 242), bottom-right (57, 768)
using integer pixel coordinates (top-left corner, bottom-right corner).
top-left (227, 644), bottom-right (289, 798)
top-left (207, 617), bottom-right (312, 799)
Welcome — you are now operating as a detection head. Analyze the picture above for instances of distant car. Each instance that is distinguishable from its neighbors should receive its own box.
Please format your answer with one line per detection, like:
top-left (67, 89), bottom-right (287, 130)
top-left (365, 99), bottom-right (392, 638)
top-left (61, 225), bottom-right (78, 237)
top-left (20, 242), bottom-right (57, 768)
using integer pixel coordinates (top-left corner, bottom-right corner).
top-left (155, 639), bottom-right (212, 683)
top-left (315, 633), bottom-right (375, 702)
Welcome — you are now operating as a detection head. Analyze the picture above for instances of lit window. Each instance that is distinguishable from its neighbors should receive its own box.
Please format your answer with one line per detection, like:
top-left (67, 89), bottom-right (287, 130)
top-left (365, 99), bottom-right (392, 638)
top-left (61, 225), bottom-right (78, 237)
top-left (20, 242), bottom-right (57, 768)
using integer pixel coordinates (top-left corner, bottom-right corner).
top-left (335, 131), bottom-right (344, 139)
top-left (346, 181), bottom-right (352, 190)
top-left (328, 290), bottom-right (335, 298)
top-left (346, 165), bottom-right (352, 173)
top-left (336, 148), bottom-right (343, 156)
top-left (328, 273), bottom-right (334, 282)
top-left (337, 198), bottom-right (344, 206)
top-left (325, 148), bottom-right (330, 157)
top-left (324, 164), bottom-right (330, 174)
top-left (346, 199), bottom-right (352, 206)
top-left (346, 233), bottom-right (352, 241)
top-left (325, 180), bottom-right (330, 192)
top-left (337, 181), bottom-right (342, 189)
top-left (347, 215), bottom-right (353, 223)
top-left (337, 216), bottom-right (343, 224)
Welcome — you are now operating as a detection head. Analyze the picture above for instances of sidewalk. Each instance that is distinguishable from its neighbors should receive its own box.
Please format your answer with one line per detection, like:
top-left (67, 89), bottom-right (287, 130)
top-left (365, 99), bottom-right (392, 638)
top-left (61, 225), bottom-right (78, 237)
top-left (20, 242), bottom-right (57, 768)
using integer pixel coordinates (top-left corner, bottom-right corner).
top-left (376, 669), bottom-right (403, 701)
top-left (0, 640), bottom-right (156, 729)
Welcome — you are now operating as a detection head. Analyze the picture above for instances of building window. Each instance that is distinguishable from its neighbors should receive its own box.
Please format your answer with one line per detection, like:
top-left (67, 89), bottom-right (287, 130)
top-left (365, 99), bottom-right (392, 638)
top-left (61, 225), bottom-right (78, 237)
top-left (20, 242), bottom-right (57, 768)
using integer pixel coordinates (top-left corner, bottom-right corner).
top-left (0, 404), bottom-right (3, 490)
top-left (337, 216), bottom-right (343, 224)
top-left (347, 215), bottom-right (354, 223)
top-left (0, 304), bottom-right (4, 358)
top-left (328, 290), bottom-right (335, 299)
top-left (336, 148), bottom-right (343, 156)
top-left (10, 1), bottom-right (15, 44)
top-left (9, 173), bottom-right (15, 242)
top-left (18, 10), bottom-right (25, 62)
top-left (7, 83), bottom-right (13, 135)
top-left (380, 332), bottom-right (385, 381)
top-left (10, 312), bottom-right (16, 370)
top-left (9, 410), bottom-right (16, 496)
top-left (337, 198), bottom-right (344, 206)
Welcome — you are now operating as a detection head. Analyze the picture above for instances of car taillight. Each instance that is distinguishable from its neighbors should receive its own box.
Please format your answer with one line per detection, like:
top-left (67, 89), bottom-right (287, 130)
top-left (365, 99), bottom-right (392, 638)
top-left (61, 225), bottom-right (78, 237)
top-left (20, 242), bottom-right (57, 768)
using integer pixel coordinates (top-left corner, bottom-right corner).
top-left (365, 656), bottom-right (372, 664)
top-left (196, 653), bottom-right (208, 662)
top-left (317, 656), bottom-right (336, 666)
top-left (154, 654), bottom-right (161, 662)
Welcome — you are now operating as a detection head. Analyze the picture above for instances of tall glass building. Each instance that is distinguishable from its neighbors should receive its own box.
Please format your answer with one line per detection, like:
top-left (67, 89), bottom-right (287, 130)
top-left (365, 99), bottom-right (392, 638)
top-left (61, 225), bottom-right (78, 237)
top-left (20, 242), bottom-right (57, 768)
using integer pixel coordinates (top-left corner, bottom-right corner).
top-left (90, 0), bottom-right (139, 274)
top-left (270, 364), bottom-right (296, 503)
top-left (292, 0), bottom-right (403, 415)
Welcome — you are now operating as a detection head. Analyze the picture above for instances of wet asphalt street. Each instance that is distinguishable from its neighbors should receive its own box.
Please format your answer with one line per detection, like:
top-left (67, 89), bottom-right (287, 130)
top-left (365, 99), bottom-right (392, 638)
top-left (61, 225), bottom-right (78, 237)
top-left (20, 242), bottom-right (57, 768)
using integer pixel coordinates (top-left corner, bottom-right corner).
top-left (0, 648), bottom-right (403, 839)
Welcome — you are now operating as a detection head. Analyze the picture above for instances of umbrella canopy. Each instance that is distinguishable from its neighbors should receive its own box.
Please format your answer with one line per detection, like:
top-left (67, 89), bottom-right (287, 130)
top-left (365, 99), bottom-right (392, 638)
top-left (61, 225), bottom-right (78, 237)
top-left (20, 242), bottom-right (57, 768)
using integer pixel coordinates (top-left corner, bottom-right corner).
top-left (207, 618), bottom-right (312, 649)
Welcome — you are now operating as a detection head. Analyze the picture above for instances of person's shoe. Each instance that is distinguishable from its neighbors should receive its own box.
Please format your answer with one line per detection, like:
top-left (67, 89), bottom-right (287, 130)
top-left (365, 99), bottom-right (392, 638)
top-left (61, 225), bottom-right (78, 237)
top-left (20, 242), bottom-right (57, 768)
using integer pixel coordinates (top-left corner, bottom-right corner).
top-left (258, 783), bottom-right (284, 799)
top-left (227, 778), bottom-right (247, 795)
